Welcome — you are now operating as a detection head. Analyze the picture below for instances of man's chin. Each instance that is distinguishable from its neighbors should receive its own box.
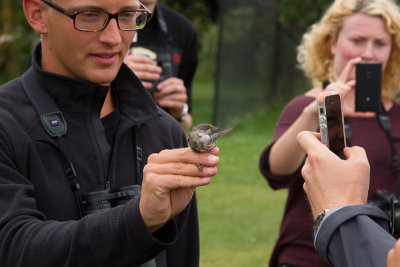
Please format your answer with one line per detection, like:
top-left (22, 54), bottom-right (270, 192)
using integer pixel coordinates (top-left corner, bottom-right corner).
top-left (88, 71), bottom-right (119, 86)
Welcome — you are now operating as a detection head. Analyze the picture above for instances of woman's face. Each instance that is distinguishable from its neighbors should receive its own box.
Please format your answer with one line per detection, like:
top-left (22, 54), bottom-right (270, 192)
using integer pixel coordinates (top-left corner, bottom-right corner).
top-left (331, 12), bottom-right (392, 80)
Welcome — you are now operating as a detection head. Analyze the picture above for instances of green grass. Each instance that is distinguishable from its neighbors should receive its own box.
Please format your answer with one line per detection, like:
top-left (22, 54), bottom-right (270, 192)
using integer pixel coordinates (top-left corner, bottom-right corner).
top-left (192, 79), bottom-right (288, 266)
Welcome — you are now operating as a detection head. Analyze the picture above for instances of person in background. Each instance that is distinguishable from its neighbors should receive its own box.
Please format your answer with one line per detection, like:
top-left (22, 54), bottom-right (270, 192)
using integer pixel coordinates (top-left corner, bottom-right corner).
top-left (258, 0), bottom-right (400, 266)
top-left (297, 130), bottom-right (396, 267)
top-left (124, 0), bottom-right (198, 133)
top-left (0, 0), bottom-right (219, 266)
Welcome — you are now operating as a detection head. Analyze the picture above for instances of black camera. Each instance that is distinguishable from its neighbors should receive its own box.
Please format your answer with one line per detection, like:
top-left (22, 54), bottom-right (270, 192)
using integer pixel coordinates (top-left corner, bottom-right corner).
top-left (128, 47), bottom-right (175, 99)
top-left (81, 185), bottom-right (141, 216)
top-left (368, 190), bottom-right (400, 236)
top-left (148, 53), bottom-right (174, 99)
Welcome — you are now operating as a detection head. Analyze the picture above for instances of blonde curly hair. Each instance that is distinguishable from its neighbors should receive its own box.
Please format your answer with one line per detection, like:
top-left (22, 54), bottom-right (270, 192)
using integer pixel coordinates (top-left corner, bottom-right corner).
top-left (297, 0), bottom-right (400, 102)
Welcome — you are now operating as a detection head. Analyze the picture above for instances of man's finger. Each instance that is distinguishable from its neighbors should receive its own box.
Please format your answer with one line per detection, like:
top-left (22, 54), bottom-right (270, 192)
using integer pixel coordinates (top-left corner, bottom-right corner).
top-left (387, 248), bottom-right (395, 267)
top-left (126, 54), bottom-right (157, 65)
top-left (157, 88), bottom-right (187, 100)
top-left (144, 173), bottom-right (212, 190)
top-left (343, 146), bottom-right (368, 162)
top-left (142, 81), bottom-right (153, 89)
top-left (158, 77), bottom-right (184, 88)
top-left (147, 147), bottom-right (220, 166)
top-left (296, 131), bottom-right (327, 154)
top-left (146, 162), bottom-right (218, 176)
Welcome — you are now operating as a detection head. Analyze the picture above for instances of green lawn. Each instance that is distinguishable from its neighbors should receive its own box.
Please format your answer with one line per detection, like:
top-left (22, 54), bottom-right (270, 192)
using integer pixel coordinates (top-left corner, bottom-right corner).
top-left (191, 79), bottom-right (288, 266)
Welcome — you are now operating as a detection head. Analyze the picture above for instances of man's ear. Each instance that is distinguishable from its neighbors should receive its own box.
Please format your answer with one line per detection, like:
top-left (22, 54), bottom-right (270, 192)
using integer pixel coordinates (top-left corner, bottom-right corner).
top-left (23, 0), bottom-right (48, 34)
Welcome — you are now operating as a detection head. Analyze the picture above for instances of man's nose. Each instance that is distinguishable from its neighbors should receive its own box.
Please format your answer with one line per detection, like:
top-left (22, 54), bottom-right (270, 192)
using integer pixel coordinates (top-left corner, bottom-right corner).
top-left (99, 18), bottom-right (122, 46)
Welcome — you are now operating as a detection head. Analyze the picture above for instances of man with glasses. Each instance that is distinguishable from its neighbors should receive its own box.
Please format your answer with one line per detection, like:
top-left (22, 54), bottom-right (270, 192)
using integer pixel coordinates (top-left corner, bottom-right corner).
top-left (124, 0), bottom-right (198, 133)
top-left (0, 0), bottom-right (218, 266)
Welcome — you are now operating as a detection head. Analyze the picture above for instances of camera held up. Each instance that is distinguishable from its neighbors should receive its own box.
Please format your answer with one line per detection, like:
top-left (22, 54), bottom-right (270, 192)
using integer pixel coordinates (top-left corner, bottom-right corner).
top-left (130, 47), bottom-right (174, 100)
top-left (147, 53), bottom-right (173, 99)
top-left (368, 190), bottom-right (400, 236)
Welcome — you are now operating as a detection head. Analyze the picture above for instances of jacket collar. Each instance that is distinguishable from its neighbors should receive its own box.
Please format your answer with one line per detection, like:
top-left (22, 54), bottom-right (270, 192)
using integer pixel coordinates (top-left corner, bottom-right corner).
top-left (29, 44), bottom-right (162, 124)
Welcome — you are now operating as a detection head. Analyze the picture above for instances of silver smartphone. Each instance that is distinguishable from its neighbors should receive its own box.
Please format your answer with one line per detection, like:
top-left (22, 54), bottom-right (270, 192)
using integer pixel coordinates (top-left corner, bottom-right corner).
top-left (318, 91), bottom-right (346, 159)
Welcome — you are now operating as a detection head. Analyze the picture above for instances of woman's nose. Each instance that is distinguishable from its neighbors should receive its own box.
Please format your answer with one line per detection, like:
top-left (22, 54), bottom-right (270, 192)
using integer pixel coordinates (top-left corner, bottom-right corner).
top-left (360, 42), bottom-right (374, 61)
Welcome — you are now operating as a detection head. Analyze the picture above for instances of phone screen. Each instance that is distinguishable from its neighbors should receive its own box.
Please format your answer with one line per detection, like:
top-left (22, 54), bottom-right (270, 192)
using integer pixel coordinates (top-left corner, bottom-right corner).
top-left (325, 94), bottom-right (346, 159)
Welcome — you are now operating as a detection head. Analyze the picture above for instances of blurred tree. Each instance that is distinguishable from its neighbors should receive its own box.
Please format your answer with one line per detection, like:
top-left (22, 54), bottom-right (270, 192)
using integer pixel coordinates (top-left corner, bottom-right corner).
top-left (159, 0), bottom-right (218, 38)
top-left (0, 0), bottom-right (38, 84)
top-left (278, 0), bottom-right (331, 28)
top-left (0, 0), bottom-right (16, 81)
top-left (1, 0), bottom-right (384, 85)
top-left (158, 0), bottom-right (219, 81)
top-left (159, 0), bottom-right (218, 21)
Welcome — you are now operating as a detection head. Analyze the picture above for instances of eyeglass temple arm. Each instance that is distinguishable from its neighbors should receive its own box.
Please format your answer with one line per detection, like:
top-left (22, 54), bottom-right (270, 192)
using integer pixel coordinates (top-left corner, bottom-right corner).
top-left (139, 2), bottom-right (152, 17)
top-left (42, 0), bottom-right (75, 18)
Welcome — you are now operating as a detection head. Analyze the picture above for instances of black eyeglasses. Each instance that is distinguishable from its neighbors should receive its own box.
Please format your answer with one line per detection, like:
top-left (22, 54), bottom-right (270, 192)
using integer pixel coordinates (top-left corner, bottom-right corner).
top-left (41, 0), bottom-right (151, 32)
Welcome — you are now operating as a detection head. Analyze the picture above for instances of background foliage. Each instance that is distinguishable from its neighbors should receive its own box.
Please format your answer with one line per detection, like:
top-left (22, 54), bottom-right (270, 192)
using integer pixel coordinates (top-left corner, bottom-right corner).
top-left (0, 0), bottom-right (339, 266)
top-left (1, 0), bottom-right (333, 85)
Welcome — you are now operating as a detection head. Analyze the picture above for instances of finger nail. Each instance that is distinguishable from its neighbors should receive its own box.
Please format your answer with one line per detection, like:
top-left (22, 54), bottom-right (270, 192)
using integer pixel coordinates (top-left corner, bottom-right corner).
top-left (208, 155), bottom-right (219, 163)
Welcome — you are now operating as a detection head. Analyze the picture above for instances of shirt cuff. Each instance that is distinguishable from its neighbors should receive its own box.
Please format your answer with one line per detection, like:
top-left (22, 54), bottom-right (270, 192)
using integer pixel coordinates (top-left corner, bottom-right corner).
top-left (313, 205), bottom-right (347, 247)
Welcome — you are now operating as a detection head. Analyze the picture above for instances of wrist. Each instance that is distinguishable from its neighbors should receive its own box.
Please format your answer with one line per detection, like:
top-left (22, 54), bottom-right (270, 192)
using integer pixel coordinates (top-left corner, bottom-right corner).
top-left (303, 100), bottom-right (318, 117)
top-left (139, 202), bottom-right (168, 233)
top-left (312, 209), bottom-right (330, 240)
top-left (170, 103), bottom-right (189, 122)
top-left (178, 103), bottom-right (189, 122)
top-left (302, 101), bottom-right (320, 130)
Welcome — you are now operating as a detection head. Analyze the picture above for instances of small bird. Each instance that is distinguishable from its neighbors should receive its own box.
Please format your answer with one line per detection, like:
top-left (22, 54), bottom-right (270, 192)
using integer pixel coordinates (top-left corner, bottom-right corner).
top-left (188, 124), bottom-right (234, 153)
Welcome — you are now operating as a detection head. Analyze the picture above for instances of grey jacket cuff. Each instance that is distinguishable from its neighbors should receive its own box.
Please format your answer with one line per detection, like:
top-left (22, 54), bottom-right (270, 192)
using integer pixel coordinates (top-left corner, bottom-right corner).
top-left (315, 205), bottom-right (390, 264)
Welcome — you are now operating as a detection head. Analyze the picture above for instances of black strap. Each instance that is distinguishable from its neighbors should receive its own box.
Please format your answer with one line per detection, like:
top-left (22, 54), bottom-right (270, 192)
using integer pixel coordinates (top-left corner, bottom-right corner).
top-left (343, 117), bottom-right (352, 146)
top-left (377, 104), bottom-right (400, 196)
top-left (156, 4), bottom-right (168, 35)
top-left (155, 4), bottom-right (175, 77)
top-left (133, 125), bottom-right (143, 185)
top-left (21, 69), bottom-right (83, 217)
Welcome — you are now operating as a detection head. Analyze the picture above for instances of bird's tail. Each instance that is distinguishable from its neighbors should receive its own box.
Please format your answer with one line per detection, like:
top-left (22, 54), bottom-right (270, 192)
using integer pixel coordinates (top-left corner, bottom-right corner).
top-left (211, 127), bottom-right (234, 142)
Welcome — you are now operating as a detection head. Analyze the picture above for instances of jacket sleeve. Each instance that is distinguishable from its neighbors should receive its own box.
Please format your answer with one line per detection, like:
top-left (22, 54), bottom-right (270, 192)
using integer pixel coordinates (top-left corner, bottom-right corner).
top-left (0, 129), bottom-right (178, 267)
top-left (315, 205), bottom-right (395, 267)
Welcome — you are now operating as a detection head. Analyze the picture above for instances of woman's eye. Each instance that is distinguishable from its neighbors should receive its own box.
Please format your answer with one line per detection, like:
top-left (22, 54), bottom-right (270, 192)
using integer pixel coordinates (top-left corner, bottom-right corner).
top-left (351, 38), bottom-right (363, 44)
top-left (375, 40), bottom-right (388, 47)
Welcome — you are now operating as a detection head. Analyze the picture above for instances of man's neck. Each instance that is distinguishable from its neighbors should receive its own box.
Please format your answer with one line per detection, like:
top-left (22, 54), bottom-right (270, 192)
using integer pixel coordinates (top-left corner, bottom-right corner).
top-left (101, 87), bottom-right (116, 118)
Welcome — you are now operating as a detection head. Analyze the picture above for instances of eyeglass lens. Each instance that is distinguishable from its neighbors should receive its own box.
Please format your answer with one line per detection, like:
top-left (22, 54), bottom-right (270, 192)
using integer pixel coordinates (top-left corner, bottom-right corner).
top-left (75, 11), bottom-right (147, 31)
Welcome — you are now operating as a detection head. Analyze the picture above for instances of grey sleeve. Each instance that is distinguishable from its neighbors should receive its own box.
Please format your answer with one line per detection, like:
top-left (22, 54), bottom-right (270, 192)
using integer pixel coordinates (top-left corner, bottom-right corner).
top-left (315, 205), bottom-right (395, 267)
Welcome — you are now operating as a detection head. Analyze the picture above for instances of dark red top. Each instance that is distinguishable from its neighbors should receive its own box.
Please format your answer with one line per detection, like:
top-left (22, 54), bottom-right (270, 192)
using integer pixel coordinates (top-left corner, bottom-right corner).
top-left (259, 95), bottom-right (400, 267)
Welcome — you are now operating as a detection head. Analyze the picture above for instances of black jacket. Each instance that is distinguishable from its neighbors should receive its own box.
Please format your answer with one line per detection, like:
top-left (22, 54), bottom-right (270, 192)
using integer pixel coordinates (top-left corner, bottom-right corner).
top-left (0, 45), bottom-right (199, 266)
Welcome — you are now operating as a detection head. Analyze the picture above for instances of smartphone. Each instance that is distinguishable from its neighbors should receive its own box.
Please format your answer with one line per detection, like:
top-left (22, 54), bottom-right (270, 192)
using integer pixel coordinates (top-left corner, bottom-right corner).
top-left (318, 91), bottom-right (346, 159)
top-left (355, 62), bottom-right (382, 112)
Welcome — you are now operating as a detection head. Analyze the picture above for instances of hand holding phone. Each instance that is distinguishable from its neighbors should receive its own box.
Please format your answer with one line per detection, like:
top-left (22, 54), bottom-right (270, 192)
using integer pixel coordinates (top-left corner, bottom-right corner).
top-left (355, 62), bottom-right (382, 112)
top-left (318, 91), bottom-right (347, 159)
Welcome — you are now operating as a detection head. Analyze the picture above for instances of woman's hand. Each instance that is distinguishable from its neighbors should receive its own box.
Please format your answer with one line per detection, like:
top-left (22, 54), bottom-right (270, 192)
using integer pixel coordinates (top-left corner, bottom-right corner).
top-left (324, 57), bottom-right (361, 116)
